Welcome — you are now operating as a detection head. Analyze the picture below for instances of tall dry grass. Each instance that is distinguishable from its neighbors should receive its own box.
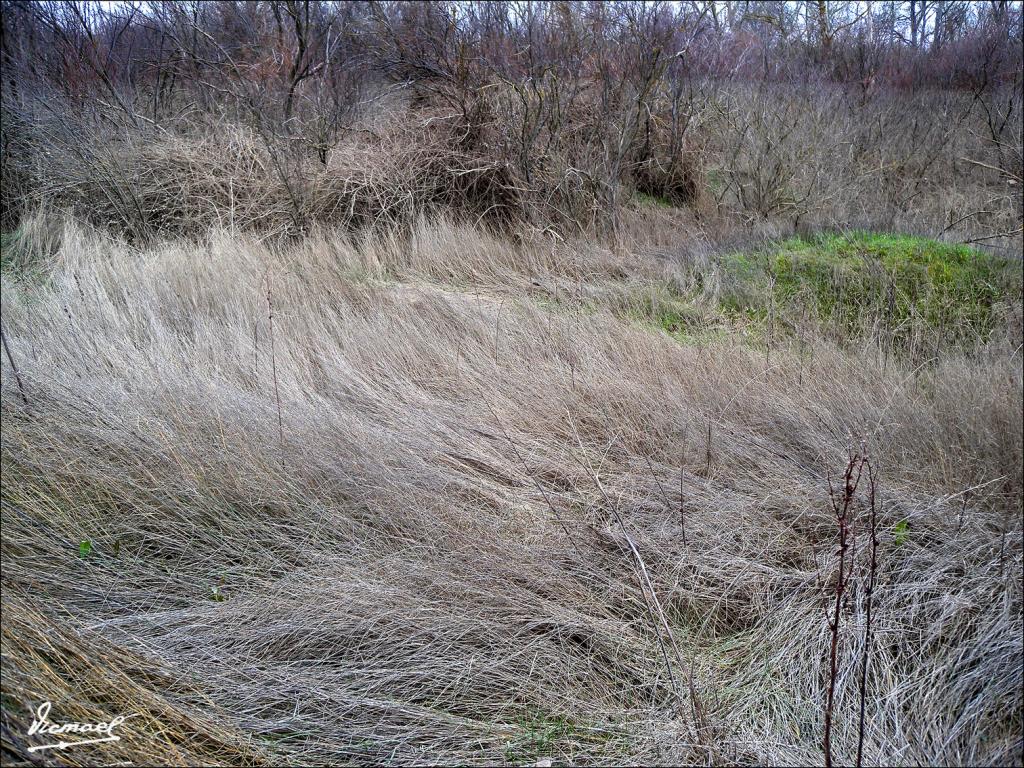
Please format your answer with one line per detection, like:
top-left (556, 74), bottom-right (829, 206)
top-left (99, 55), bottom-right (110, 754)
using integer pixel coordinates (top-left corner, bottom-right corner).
top-left (1, 218), bottom-right (1021, 765)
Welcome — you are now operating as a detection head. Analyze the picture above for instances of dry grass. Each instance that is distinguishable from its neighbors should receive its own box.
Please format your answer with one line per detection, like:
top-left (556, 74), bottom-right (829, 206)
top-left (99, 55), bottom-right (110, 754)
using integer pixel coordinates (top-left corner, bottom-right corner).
top-left (1, 218), bottom-right (1021, 766)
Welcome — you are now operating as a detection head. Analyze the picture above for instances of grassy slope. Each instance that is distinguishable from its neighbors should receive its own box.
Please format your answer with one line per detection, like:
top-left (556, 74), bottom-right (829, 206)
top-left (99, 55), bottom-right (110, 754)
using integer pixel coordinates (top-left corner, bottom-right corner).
top-left (1, 218), bottom-right (1021, 766)
top-left (578, 232), bottom-right (1022, 355)
top-left (734, 233), bottom-right (1019, 339)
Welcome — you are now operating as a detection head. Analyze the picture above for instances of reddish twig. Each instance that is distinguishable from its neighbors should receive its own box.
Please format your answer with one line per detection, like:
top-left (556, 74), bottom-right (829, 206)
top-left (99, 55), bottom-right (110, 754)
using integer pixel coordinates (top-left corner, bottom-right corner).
top-left (824, 451), bottom-right (865, 768)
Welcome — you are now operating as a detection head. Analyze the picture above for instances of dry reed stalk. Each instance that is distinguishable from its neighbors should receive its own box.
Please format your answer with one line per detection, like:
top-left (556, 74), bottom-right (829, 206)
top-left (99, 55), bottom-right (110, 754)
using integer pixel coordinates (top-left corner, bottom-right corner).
top-left (483, 398), bottom-right (579, 553)
top-left (265, 271), bottom-right (285, 468)
top-left (1, 321), bottom-right (30, 409)
top-left (856, 458), bottom-right (879, 768)
top-left (587, 468), bottom-right (713, 749)
top-left (679, 462), bottom-right (688, 547)
top-left (704, 419), bottom-right (713, 477)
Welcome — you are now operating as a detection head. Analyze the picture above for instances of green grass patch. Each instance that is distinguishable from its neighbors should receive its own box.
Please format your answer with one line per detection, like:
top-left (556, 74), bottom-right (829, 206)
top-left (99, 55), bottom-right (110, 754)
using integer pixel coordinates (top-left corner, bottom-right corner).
top-left (0, 228), bottom-right (25, 272)
top-left (529, 293), bottom-right (599, 316)
top-left (1, 222), bottom-right (60, 282)
top-left (633, 190), bottom-right (675, 209)
top-left (620, 282), bottom-right (728, 344)
top-left (524, 232), bottom-right (1018, 352)
top-left (503, 709), bottom-right (576, 762)
top-left (720, 231), bottom-right (1021, 344)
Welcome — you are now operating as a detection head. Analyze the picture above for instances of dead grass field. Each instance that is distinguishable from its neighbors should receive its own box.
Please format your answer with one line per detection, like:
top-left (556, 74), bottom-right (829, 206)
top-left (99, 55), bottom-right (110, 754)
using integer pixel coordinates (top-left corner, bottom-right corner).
top-left (1, 214), bottom-right (1021, 765)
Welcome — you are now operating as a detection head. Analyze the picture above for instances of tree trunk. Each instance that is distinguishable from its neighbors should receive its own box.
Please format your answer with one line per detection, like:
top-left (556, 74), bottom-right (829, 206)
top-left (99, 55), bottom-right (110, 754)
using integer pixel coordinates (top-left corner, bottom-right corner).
top-left (817, 0), bottom-right (832, 56)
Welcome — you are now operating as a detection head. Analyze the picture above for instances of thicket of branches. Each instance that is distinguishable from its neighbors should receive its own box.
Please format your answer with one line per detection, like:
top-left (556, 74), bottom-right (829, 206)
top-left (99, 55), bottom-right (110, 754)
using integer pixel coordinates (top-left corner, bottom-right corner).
top-left (1, 1), bottom-right (1021, 240)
